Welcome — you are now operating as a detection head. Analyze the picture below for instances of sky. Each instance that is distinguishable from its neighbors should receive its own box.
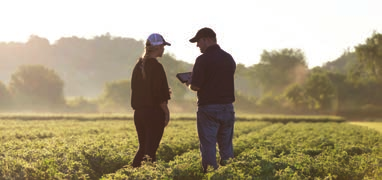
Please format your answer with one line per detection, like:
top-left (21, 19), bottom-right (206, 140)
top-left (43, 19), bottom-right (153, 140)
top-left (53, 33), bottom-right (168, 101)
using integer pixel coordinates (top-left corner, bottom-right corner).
top-left (0, 0), bottom-right (381, 68)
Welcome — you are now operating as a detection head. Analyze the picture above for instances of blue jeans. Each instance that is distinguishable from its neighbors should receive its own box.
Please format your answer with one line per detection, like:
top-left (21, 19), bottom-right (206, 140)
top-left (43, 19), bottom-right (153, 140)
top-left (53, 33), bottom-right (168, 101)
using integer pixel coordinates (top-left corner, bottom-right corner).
top-left (197, 103), bottom-right (235, 171)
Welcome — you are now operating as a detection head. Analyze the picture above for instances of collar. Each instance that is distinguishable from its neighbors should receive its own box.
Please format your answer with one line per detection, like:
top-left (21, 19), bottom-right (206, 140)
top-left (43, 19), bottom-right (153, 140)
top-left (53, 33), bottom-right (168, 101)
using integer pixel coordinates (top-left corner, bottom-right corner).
top-left (204, 44), bottom-right (220, 53)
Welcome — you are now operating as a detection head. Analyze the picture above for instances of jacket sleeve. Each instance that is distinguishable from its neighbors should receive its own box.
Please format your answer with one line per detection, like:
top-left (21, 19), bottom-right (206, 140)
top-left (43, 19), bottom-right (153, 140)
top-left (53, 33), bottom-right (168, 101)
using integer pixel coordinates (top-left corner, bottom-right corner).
top-left (151, 63), bottom-right (170, 104)
top-left (191, 56), bottom-right (206, 89)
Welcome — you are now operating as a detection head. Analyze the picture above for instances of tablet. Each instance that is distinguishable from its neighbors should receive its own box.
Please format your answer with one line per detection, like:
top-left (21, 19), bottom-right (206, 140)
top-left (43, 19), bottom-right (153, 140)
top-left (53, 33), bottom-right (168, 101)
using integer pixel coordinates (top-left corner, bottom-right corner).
top-left (176, 72), bottom-right (191, 83)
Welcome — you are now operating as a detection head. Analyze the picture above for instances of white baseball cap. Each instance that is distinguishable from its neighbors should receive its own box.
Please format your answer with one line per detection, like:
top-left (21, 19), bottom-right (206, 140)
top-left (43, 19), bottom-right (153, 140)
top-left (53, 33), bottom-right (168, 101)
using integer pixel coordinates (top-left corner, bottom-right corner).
top-left (147, 33), bottom-right (171, 46)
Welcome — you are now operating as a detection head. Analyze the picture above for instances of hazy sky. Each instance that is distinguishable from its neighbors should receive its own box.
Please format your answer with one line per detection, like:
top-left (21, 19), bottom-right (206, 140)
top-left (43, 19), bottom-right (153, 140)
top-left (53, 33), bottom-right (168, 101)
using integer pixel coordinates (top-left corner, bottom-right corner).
top-left (0, 0), bottom-right (381, 68)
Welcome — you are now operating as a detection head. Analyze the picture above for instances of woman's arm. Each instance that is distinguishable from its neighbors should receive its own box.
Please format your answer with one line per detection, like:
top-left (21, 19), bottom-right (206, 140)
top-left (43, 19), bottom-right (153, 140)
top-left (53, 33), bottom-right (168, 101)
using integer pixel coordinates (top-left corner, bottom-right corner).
top-left (160, 101), bottom-right (170, 127)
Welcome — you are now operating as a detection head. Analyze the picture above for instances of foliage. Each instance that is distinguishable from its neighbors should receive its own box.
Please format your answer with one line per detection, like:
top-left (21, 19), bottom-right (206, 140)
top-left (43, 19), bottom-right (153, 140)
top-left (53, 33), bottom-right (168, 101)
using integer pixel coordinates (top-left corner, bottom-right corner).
top-left (284, 83), bottom-right (311, 110)
top-left (235, 63), bottom-right (262, 97)
top-left (8, 65), bottom-right (65, 111)
top-left (66, 97), bottom-right (98, 113)
top-left (160, 54), bottom-right (193, 100)
top-left (1, 117), bottom-right (380, 179)
top-left (233, 91), bottom-right (257, 113)
top-left (98, 80), bottom-right (131, 112)
top-left (0, 34), bottom-right (144, 97)
top-left (355, 32), bottom-right (382, 80)
top-left (322, 50), bottom-right (357, 74)
top-left (350, 122), bottom-right (382, 133)
top-left (251, 48), bottom-right (308, 94)
top-left (256, 92), bottom-right (282, 111)
top-left (304, 68), bottom-right (336, 111)
top-left (2, 34), bottom-right (382, 117)
top-left (0, 81), bottom-right (12, 110)
top-left (52, 34), bottom-right (144, 97)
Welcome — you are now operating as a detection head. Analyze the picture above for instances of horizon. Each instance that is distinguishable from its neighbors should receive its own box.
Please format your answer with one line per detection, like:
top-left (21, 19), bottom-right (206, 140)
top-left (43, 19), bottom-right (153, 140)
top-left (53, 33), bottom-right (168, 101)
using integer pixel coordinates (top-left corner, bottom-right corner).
top-left (0, 0), bottom-right (381, 68)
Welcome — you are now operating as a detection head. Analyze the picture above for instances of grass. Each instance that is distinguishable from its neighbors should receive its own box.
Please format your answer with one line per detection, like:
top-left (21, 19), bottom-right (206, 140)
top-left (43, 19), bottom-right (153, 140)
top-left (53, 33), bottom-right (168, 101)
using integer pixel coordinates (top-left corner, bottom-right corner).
top-left (0, 113), bottom-right (345, 123)
top-left (350, 122), bottom-right (382, 133)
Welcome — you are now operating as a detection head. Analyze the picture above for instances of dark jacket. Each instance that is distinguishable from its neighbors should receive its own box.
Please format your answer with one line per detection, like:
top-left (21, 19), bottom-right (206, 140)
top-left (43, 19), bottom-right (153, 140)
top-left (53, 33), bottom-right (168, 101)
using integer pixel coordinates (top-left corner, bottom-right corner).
top-left (131, 58), bottom-right (170, 109)
top-left (191, 45), bottom-right (236, 106)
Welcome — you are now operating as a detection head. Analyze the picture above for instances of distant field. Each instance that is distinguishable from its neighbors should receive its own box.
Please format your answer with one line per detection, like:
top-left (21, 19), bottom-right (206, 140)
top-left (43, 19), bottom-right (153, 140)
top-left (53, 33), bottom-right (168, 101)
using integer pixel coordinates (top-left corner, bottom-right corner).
top-left (0, 113), bottom-right (345, 123)
top-left (0, 114), bottom-right (381, 179)
top-left (350, 122), bottom-right (382, 133)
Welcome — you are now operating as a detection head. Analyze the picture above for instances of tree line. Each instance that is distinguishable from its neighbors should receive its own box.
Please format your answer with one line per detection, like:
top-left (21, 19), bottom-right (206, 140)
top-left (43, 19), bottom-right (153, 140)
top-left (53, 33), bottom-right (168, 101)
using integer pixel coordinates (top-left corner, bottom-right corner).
top-left (0, 32), bottom-right (381, 118)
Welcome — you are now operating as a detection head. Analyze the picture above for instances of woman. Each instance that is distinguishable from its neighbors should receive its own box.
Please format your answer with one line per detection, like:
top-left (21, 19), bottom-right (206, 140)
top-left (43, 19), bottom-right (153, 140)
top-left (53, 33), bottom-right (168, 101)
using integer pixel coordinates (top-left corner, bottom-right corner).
top-left (130, 33), bottom-right (171, 167)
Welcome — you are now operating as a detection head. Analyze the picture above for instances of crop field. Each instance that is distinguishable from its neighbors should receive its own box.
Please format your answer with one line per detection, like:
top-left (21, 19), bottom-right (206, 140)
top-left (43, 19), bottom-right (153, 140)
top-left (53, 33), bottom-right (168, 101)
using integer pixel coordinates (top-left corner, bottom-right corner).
top-left (350, 122), bottom-right (382, 133)
top-left (0, 114), bottom-right (381, 179)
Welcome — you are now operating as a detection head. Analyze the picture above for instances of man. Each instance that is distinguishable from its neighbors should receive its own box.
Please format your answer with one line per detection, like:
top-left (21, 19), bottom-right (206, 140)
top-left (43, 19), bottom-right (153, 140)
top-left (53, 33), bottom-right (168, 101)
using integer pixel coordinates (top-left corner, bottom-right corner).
top-left (187, 27), bottom-right (236, 173)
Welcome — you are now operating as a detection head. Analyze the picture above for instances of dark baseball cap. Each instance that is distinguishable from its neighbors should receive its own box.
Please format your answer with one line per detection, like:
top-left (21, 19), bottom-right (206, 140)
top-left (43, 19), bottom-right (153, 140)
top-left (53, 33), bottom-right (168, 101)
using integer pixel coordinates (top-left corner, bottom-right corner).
top-left (189, 27), bottom-right (216, 43)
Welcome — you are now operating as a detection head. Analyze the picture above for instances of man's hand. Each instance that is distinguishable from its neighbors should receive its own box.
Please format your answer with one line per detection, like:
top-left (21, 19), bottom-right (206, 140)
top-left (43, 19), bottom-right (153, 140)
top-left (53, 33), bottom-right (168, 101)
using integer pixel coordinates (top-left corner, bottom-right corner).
top-left (185, 78), bottom-right (191, 86)
top-left (190, 84), bottom-right (200, 91)
top-left (186, 78), bottom-right (200, 91)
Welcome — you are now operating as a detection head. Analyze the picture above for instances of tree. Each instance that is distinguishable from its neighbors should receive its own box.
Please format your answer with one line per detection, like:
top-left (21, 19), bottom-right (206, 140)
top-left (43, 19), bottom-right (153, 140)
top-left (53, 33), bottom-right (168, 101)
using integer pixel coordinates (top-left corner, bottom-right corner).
top-left (9, 65), bottom-right (65, 111)
top-left (322, 50), bottom-right (357, 74)
top-left (66, 97), bottom-right (98, 113)
top-left (355, 32), bottom-right (382, 80)
top-left (25, 35), bottom-right (52, 65)
top-left (98, 79), bottom-right (131, 112)
top-left (284, 83), bottom-right (310, 110)
top-left (235, 64), bottom-right (262, 97)
top-left (52, 34), bottom-right (144, 97)
top-left (0, 81), bottom-right (12, 110)
top-left (160, 54), bottom-right (193, 100)
top-left (251, 48), bottom-right (308, 94)
top-left (304, 68), bottom-right (336, 111)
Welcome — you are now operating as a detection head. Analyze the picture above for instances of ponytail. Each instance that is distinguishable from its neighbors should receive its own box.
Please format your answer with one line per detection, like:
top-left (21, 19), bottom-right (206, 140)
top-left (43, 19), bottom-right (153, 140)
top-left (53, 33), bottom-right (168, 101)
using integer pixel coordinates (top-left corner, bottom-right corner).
top-left (139, 42), bottom-right (161, 80)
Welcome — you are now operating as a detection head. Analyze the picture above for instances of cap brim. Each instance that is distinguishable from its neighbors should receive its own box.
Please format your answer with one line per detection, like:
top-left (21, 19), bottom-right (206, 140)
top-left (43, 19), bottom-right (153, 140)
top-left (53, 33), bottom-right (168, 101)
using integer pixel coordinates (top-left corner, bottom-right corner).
top-left (189, 37), bottom-right (198, 43)
top-left (164, 42), bottom-right (171, 46)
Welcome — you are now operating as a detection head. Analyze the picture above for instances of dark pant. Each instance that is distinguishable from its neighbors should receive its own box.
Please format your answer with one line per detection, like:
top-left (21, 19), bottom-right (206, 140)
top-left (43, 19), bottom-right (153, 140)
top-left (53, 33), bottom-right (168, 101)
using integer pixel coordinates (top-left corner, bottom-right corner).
top-left (132, 107), bottom-right (165, 167)
top-left (197, 103), bottom-right (235, 172)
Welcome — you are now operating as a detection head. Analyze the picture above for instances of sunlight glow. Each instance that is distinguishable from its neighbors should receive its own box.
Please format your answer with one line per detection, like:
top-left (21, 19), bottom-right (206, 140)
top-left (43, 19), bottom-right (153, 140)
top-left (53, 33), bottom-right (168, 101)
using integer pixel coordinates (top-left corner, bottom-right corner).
top-left (0, 0), bottom-right (381, 67)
